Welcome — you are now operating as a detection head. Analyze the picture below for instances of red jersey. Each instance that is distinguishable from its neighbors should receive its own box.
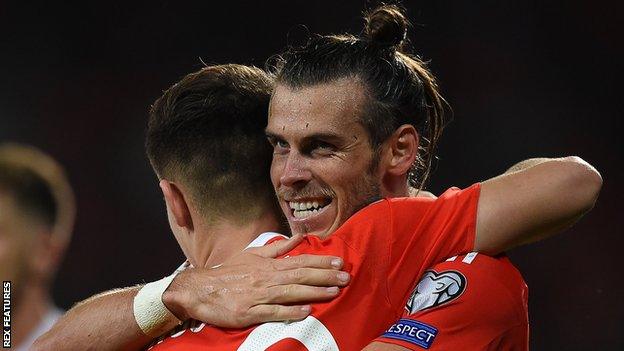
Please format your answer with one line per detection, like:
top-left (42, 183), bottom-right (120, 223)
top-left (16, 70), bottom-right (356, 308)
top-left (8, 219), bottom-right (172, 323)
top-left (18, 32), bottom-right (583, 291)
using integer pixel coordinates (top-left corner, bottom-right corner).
top-left (375, 253), bottom-right (529, 350)
top-left (148, 184), bottom-right (481, 350)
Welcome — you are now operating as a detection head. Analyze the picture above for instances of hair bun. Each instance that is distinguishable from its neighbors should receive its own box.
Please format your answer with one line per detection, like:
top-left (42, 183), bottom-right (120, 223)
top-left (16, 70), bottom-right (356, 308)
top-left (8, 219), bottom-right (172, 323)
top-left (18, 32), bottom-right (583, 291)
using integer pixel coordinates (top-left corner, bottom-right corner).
top-left (364, 4), bottom-right (408, 48)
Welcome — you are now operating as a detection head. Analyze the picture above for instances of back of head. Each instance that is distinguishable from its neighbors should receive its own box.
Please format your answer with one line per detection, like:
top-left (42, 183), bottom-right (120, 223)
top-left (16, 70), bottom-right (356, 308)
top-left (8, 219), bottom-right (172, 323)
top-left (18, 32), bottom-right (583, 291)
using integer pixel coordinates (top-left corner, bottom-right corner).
top-left (270, 4), bottom-right (447, 189)
top-left (146, 64), bottom-right (276, 224)
top-left (0, 143), bottom-right (75, 245)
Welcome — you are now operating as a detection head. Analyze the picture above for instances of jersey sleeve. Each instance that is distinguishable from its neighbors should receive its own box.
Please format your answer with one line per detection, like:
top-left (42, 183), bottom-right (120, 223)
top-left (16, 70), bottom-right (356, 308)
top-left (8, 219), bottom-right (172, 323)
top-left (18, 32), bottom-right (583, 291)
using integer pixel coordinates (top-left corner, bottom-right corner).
top-left (374, 253), bottom-right (529, 350)
top-left (385, 183), bottom-right (481, 307)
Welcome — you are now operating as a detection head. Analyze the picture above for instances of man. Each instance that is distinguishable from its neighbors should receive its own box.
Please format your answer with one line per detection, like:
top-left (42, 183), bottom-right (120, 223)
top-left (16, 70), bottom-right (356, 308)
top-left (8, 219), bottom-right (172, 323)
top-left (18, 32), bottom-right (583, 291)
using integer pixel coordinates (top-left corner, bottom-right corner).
top-left (38, 63), bottom-right (485, 350)
top-left (36, 5), bottom-right (601, 350)
top-left (38, 64), bottom-right (527, 351)
top-left (0, 143), bottom-right (75, 350)
top-left (34, 64), bottom-right (350, 350)
top-left (155, 4), bottom-right (599, 349)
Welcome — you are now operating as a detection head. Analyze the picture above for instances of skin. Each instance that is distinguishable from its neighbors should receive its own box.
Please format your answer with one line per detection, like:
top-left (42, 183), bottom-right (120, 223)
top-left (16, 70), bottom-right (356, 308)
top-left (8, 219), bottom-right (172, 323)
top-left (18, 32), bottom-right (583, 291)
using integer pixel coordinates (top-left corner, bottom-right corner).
top-left (267, 79), bottom-right (384, 238)
top-left (159, 179), bottom-right (283, 268)
top-left (159, 179), bottom-right (350, 324)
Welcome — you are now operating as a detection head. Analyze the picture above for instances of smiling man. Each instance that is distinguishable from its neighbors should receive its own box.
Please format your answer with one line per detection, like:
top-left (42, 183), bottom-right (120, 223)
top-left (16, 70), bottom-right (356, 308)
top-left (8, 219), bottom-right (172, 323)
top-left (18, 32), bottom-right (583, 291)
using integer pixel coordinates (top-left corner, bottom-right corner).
top-left (142, 3), bottom-right (599, 349)
top-left (35, 5), bottom-right (601, 351)
top-left (34, 64), bottom-right (351, 351)
top-left (251, 5), bottom-right (600, 349)
top-left (266, 78), bottom-right (382, 238)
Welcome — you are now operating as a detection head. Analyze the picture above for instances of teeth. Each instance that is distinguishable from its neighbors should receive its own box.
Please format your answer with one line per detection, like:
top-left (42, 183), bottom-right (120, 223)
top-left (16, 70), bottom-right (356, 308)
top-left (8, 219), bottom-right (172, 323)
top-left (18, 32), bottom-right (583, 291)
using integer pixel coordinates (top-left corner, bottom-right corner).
top-left (293, 208), bottom-right (319, 219)
top-left (288, 199), bottom-right (330, 218)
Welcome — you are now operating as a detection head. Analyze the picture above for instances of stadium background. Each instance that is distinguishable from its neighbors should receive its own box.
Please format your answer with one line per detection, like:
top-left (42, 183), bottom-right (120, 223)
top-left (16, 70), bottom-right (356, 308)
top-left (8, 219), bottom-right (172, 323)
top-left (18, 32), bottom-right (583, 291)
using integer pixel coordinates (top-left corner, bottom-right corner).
top-left (1, 1), bottom-right (621, 349)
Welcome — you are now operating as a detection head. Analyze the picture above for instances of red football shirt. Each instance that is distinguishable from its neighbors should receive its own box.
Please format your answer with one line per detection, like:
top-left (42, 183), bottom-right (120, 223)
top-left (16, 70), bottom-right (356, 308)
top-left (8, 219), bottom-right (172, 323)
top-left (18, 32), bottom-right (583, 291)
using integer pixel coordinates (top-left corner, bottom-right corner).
top-left (148, 184), bottom-right (481, 350)
top-left (374, 253), bottom-right (529, 350)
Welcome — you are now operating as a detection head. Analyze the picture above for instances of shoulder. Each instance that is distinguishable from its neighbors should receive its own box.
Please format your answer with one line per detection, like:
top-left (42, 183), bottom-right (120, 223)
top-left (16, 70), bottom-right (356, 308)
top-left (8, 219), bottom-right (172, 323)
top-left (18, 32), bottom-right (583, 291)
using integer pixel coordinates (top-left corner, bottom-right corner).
top-left (406, 253), bottom-right (528, 323)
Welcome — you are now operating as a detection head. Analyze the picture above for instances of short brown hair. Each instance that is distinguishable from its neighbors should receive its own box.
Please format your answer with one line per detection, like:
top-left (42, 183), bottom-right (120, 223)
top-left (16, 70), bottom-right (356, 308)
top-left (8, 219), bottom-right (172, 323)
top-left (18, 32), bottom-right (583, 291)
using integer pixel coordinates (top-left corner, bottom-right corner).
top-left (146, 64), bottom-right (276, 224)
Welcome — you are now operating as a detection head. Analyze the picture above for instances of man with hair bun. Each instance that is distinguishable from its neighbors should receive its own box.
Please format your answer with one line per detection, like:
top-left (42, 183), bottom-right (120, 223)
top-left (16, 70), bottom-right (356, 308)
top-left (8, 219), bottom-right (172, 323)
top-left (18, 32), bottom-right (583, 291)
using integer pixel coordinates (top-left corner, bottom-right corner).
top-left (262, 4), bottom-right (597, 349)
top-left (36, 4), bottom-right (600, 351)
top-left (0, 143), bottom-right (76, 350)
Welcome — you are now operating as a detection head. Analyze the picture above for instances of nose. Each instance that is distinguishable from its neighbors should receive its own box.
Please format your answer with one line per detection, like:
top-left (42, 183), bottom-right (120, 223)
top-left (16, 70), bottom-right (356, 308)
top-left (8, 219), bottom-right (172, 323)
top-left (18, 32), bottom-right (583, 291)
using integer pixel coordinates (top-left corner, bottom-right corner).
top-left (279, 151), bottom-right (312, 188)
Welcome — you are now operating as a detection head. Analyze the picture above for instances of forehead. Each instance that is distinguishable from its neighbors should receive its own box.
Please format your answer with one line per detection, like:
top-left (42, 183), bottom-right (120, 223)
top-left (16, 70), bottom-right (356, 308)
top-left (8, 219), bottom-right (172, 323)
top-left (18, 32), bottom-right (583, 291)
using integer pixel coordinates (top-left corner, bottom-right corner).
top-left (267, 78), bottom-right (367, 138)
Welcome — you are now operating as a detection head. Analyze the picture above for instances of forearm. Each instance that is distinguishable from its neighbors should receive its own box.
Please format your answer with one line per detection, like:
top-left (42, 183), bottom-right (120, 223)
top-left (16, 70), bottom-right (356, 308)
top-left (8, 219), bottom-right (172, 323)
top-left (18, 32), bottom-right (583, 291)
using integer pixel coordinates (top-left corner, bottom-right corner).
top-left (504, 157), bottom-right (553, 174)
top-left (475, 156), bottom-right (602, 253)
top-left (32, 286), bottom-right (162, 351)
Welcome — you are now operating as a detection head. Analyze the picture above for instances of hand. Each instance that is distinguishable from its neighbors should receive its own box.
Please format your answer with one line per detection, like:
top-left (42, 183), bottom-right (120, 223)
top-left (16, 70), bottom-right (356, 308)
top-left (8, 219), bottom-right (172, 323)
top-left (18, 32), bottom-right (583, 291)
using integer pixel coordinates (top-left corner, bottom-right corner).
top-left (162, 234), bottom-right (350, 328)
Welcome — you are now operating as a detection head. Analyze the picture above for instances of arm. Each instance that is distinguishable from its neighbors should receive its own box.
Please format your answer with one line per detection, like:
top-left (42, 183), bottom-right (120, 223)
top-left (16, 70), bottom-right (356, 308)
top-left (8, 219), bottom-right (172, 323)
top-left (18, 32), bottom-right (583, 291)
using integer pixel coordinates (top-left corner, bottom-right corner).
top-left (33, 286), bottom-right (152, 351)
top-left (33, 236), bottom-right (349, 351)
top-left (474, 156), bottom-right (602, 254)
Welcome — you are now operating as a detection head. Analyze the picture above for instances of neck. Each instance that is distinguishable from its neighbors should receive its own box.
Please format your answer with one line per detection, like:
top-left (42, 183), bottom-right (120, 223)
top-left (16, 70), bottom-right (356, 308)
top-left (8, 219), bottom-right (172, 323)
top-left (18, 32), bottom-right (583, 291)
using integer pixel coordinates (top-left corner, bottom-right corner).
top-left (191, 213), bottom-right (282, 268)
top-left (381, 175), bottom-right (410, 198)
top-left (13, 281), bottom-right (50, 348)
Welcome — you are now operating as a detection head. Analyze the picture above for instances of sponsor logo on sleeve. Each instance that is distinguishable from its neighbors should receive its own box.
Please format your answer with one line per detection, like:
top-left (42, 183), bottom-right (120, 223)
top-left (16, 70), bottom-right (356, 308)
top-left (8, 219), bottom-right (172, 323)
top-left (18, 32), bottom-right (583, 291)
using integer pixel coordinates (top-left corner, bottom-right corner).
top-left (405, 270), bottom-right (466, 314)
top-left (382, 318), bottom-right (437, 349)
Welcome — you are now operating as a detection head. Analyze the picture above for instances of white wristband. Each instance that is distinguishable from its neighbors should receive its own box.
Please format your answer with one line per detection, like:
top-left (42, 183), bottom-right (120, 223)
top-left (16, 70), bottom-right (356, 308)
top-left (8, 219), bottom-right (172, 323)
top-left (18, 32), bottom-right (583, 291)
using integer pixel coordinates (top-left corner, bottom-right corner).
top-left (133, 267), bottom-right (184, 337)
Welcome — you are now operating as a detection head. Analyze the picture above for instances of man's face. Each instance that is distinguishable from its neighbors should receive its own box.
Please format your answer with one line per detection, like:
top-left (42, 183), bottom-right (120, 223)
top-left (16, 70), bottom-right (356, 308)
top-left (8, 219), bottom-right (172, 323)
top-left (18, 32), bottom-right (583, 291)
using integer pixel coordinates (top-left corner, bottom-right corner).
top-left (267, 79), bottom-right (381, 238)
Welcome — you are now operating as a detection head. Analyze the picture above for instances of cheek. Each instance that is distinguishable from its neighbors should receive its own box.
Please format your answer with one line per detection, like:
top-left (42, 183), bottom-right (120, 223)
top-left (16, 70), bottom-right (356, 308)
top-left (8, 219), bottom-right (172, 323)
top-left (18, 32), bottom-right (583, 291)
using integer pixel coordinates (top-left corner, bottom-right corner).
top-left (270, 157), bottom-right (283, 187)
top-left (334, 156), bottom-right (373, 185)
top-left (318, 163), bottom-right (361, 199)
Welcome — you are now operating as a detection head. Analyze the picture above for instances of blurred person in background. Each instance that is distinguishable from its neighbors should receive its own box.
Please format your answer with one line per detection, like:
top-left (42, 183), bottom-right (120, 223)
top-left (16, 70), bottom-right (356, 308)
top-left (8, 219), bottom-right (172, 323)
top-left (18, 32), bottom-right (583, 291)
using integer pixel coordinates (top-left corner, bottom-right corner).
top-left (0, 143), bottom-right (75, 350)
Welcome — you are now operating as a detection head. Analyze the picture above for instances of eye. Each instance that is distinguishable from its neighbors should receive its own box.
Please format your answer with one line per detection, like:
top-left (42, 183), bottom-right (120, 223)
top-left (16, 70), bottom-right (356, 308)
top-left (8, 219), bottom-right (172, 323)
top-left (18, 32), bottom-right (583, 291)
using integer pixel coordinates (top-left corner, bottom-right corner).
top-left (276, 140), bottom-right (289, 149)
top-left (267, 136), bottom-right (289, 154)
top-left (310, 140), bottom-right (336, 155)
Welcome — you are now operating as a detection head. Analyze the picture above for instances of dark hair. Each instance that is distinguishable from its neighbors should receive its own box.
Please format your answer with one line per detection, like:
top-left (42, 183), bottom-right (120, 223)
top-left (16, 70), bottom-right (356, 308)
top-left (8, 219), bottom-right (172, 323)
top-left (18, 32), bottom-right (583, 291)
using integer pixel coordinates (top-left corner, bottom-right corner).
top-left (0, 160), bottom-right (57, 228)
top-left (269, 4), bottom-right (448, 188)
top-left (146, 64), bottom-right (276, 223)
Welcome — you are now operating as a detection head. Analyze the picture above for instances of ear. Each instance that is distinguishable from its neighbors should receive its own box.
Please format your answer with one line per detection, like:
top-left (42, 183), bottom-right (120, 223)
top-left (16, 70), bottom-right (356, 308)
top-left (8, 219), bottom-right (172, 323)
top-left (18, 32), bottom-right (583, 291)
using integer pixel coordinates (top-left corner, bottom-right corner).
top-left (384, 124), bottom-right (419, 177)
top-left (159, 179), bottom-right (194, 231)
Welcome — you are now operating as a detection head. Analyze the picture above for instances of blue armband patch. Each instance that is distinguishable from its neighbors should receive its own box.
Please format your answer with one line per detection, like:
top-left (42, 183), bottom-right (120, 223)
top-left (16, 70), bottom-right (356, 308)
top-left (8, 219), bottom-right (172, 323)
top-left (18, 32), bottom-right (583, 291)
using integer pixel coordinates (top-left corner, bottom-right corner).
top-left (382, 318), bottom-right (438, 349)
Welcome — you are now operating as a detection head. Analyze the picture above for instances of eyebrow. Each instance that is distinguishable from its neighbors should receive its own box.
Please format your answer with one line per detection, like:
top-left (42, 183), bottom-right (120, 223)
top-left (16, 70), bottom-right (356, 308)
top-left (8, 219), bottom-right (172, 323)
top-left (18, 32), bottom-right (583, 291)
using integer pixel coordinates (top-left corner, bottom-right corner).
top-left (265, 130), bottom-right (281, 140)
top-left (265, 130), bottom-right (344, 144)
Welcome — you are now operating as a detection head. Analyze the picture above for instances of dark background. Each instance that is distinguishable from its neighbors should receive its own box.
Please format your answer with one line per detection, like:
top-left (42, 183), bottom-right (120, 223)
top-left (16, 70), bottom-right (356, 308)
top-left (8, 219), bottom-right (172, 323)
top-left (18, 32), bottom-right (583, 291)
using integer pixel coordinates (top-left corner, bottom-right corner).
top-left (1, 1), bottom-right (621, 349)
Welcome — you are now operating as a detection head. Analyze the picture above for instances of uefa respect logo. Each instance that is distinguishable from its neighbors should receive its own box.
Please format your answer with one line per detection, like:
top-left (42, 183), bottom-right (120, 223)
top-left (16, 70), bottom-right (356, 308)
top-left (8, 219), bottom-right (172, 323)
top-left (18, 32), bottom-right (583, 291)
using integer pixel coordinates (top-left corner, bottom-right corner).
top-left (3, 281), bottom-right (10, 349)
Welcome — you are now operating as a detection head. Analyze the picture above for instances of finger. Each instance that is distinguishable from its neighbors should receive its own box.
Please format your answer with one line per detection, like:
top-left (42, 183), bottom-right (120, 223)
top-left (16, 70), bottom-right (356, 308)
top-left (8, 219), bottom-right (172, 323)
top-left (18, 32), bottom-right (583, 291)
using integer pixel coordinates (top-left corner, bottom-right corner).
top-left (273, 268), bottom-right (350, 287)
top-left (252, 234), bottom-right (304, 258)
top-left (246, 304), bottom-right (311, 324)
top-left (262, 285), bottom-right (341, 304)
top-left (275, 254), bottom-right (343, 270)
